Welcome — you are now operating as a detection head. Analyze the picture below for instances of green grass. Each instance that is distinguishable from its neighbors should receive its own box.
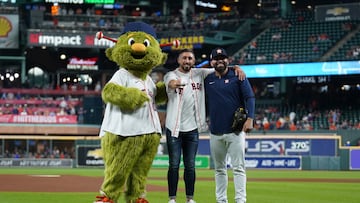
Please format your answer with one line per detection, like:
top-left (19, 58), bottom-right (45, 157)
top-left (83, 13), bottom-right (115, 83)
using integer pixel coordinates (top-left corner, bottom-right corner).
top-left (0, 168), bottom-right (359, 203)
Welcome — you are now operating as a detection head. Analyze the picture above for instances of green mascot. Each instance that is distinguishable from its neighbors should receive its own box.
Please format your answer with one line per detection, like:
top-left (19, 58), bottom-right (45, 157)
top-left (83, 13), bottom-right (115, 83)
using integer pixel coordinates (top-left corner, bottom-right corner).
top-left (94, 22), bottom-right (168, 203)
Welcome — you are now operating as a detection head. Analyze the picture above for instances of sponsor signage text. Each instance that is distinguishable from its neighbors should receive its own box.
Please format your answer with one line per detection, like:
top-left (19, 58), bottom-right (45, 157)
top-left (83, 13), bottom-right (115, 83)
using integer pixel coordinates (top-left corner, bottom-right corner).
top-left (245, 138), bottom-right (336, 156)
top-left (245, 156), bottom-right (301, 169)
top-left (0, 159), bottom-right (73, 167)
top-left (0, 115), bottom-right (77, 124)
top-left (315, 3), bottom-right (360, 21)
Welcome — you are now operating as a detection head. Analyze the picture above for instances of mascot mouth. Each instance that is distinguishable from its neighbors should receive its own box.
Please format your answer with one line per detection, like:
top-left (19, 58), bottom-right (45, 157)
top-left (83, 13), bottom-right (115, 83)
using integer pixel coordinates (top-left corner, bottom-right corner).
top-left (131, 54), bottom-right (146, 59)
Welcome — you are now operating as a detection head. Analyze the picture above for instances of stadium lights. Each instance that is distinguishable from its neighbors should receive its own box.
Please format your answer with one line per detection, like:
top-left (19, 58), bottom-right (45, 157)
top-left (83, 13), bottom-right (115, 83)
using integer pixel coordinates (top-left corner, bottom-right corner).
top-left (1, 72), bottom-right (20, 82)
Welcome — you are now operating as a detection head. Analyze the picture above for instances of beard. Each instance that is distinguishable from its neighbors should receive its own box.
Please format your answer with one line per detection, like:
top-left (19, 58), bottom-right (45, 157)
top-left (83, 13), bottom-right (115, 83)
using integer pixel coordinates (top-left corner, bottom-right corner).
top-left (181, 64), bottom-right (192, 72)
top-left (214, 63), bottom-right (227, 74)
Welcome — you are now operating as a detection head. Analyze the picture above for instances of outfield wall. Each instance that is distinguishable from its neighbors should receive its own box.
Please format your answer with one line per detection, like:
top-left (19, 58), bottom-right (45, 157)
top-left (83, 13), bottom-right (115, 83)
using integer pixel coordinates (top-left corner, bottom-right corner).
top-left (73, 131), bottom-right (360, 170)
top-left (1, 131), bottom-right (360, 170)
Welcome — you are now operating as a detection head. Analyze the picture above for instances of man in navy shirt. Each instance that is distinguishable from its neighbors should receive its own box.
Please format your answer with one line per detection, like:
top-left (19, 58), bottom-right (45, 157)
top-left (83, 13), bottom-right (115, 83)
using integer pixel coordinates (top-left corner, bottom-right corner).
top-left (205, 47), bottom-right (255, 203)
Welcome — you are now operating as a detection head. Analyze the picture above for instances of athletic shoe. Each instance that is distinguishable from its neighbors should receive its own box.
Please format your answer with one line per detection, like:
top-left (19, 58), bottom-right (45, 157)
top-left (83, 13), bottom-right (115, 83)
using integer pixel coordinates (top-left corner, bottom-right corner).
top-left (135, 198), bottom-right (149, 203)
top-left (168, 199), bottom-right (176, 203)
top-left (187, 200), bottom-right (196, 203)
top-left (94, 195), bottom-right (114, 203)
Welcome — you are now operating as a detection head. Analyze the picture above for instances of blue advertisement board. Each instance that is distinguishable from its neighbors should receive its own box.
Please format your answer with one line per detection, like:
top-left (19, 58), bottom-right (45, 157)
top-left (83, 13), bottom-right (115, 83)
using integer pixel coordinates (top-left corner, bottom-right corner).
top-left (245, 156), bottom-right (301, 169)
top-left (350, 149), bottom-right (360, 170)
top-left (245, 138), bottom-right (336, 156)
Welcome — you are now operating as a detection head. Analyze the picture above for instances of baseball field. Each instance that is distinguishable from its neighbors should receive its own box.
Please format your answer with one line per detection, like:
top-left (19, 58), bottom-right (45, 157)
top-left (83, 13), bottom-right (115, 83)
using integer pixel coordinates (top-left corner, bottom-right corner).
top-left (0, 168), bottom-right (359, 203)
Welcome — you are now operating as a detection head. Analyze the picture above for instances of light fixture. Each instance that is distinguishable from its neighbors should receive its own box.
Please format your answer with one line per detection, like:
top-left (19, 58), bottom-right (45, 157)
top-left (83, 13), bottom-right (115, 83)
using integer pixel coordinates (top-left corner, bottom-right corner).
top-left (60, 54), bottom-right (67, 60)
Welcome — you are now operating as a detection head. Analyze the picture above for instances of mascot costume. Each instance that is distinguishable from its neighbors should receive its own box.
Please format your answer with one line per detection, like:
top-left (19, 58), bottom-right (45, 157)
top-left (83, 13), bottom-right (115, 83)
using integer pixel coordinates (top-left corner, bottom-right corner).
top-left (94, 22), bottom-right (173, 203)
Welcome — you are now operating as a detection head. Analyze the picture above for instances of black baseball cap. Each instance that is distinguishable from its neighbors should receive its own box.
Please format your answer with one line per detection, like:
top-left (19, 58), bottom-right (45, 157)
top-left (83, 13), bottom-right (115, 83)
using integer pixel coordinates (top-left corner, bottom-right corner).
top-left (210, 48), bottom-right (228, 60)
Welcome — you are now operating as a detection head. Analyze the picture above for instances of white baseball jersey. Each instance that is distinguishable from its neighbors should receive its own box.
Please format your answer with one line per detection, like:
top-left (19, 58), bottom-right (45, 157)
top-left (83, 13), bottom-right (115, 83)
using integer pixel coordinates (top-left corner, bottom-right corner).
top-left (99, 68), bottom-right (162, 137)
top-left (164, 68), bottom-right (214, 137)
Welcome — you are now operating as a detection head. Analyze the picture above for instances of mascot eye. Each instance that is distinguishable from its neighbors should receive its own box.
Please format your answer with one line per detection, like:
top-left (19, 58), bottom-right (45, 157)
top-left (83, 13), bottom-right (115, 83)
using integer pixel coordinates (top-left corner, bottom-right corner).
top-left (128, 38), bottom-right (136, 45)
top-left (143, 39), bottom-right (150, 47)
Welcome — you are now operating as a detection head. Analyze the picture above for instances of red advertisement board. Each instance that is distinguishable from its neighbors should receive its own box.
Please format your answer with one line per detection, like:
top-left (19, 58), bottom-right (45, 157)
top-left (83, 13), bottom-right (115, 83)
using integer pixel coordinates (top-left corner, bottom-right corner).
top-left (0, 115), bottom-right (77, 124)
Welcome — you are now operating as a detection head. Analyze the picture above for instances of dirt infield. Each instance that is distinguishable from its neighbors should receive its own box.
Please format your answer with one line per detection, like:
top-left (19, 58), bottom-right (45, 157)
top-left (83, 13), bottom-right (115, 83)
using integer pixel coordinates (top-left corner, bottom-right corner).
top-left (0, 175), bottom-right (167, 192)
top-left (0, 175), bottom-right (359, 192)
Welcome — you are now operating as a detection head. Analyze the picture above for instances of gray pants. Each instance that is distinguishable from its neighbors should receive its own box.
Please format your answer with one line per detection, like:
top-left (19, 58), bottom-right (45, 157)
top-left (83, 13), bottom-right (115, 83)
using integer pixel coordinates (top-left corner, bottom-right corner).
top-left (210, 132), bottom-right (246, 203)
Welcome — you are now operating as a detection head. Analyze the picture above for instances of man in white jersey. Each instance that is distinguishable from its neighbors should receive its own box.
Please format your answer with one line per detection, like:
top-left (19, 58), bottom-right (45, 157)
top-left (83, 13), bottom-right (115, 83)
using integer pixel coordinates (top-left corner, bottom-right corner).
top-left (164, 49), bottom-right (245, 203)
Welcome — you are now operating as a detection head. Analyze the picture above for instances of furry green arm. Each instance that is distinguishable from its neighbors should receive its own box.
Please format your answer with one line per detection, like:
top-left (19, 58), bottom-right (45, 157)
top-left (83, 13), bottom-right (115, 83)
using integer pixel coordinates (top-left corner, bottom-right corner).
top-left (155, 81), bottom-right (167, 105)
top-left (102, 82), bottom-right (150, 111)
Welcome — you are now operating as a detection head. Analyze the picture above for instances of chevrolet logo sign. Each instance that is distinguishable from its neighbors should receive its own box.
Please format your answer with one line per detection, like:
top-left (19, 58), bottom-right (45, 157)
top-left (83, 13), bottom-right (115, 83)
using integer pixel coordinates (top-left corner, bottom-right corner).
top-left (326, 7), bottom-right (349, 16)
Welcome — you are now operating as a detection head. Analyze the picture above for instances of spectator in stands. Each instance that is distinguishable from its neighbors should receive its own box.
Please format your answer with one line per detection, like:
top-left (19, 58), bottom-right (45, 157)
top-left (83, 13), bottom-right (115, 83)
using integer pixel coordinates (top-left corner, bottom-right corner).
top-left (57, 108), bottom-right (67, 116)
top-left (75, 8), bottom-right (82, 15)
top-left (276, 117), bottom-right (286, 129)
top-left (249, 41), bottom-right (257, 49)
top-left (59, 99), bottom-right (67, 109)
top-left (240, 52), bottom-right (250, 64)
top-left (52, 17), bottom-right (59, 28)
top-left (262, 117), bottom-right (270, 130)
top-left (350, 46), bottom-right (360, 58)
top-left (11, 104), bottom-right (19, 114)
top-left (279, 52), bottom-right (289, 61)
top-left (312, 44), bottom-right (319, 52)
top-left (271, 32), bottom-right (281, 41)
top-left (210, 16), bottom-right (220, 29)
top-left (308, 34), bottom-right (317, 43)
top-left (289, 122), bottom-right (297, 131)
top-left (342, 22), bottom-right (353, 31)
top-left (297, 15), bottom-right (304, 22)
top-left (7, 92), bottom-right (14, 100)
top-left (95, 81), bottom-right (101, 91)
top-left (273, 52), bottom-right (280, 61)
top-left (20, 106), bottom-right (28, 115)
top-left (61, 83), bottom-right (68, 91)
top-left (98, 18), bottom-right (105, 27)
top-left (317, 33), bottom-right (329, 41)
top-left (256, 54), bottom-right (266, 62)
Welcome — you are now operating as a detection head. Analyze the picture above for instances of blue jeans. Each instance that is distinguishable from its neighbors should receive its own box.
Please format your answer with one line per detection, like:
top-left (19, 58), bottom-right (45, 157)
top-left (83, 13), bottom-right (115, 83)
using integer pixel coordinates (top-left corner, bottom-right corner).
top-left (166, 128), bottom-right (199, 199)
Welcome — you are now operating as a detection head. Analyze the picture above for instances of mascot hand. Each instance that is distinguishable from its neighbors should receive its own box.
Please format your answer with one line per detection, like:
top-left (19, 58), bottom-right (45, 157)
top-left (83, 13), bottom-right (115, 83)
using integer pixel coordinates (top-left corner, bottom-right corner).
top-left (102, 82), bottom-right (150, 111)
top-left (155, 81), bottom-right (167, 105)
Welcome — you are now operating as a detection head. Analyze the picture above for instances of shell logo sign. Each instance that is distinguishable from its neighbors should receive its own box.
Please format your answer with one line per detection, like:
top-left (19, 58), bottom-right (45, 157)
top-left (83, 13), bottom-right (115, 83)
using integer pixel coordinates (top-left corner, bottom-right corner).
top-left (0, 16), bottom-right (12, 37)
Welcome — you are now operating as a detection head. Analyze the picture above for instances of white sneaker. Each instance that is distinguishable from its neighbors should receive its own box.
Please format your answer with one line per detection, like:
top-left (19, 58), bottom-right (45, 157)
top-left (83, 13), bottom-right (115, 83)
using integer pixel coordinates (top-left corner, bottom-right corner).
top-left (187, 200), bottom-right (196, 203)
top-left (168, 199), bottom-right (176, 203)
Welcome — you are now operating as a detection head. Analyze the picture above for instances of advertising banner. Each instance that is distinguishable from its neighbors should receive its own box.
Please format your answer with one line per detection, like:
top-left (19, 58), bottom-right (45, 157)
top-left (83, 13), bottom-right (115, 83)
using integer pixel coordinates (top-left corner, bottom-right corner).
top-left (0, 115), bottom-right (78, 124)
top-left (245, 138), bottom-right (336, 156)
top-left (77, 145), bottom-right (103, 167)
top-left (196, 135), bottom-right (339, 156)
top-left (0, 159), bottom-right (73, 168)
top-left (350, 149), bottom-right (360, 170)
top-left (245, 156), bottom-right (301, 169)
top-left (152, 155), bottom-right (210, 169)
top-left (27, 30), bottom-right (204, 50)
top-left (76, 145), bottom-right (210, 168)
top-left (0, 14), bottom-right (19, 48)
top-left (28, 31), bottom-right (116, 48)
top-left (315, 3), bottom-right (360, 21)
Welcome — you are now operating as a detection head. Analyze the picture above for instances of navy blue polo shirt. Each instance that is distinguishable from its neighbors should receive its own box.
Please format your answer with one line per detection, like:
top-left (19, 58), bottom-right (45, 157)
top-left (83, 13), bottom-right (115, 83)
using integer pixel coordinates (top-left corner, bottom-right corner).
top-left (205, 69), bottom-right (255, 134)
